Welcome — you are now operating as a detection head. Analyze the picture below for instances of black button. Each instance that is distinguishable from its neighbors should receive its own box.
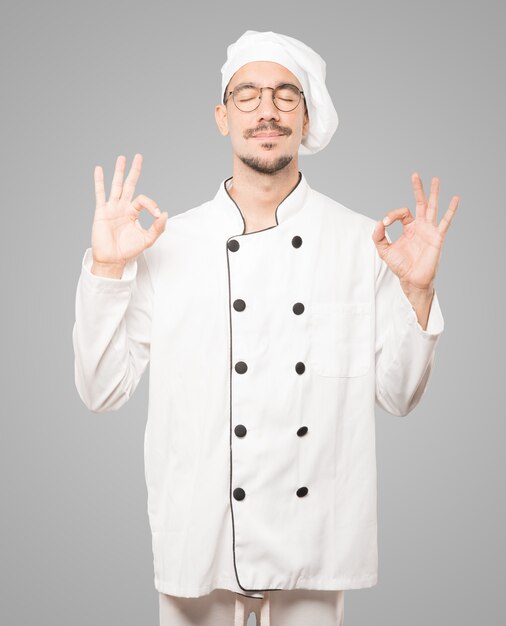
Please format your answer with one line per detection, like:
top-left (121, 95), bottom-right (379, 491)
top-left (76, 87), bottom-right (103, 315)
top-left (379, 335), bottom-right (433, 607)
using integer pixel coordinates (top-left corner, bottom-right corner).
top-left (228, 239), bottom-right (240, 252)
top-left (235, 424), bottom-right (247, 437)
top-left (233, 299), bottom-right (246, 311)
top-left (297, 426), bottom-right (308, 437)
top-left (293, 302), bottom-right (305, 315)
top-left (296, 486), bottom-right (309, 497)
top-left (233, 487), bottom-right (246, 501)
top-left (292, 236), bottom-right (302, 248)
top-left (295, 362), bottom-right (305, 374)
top-left (235, 361), bottom-right (248, 374)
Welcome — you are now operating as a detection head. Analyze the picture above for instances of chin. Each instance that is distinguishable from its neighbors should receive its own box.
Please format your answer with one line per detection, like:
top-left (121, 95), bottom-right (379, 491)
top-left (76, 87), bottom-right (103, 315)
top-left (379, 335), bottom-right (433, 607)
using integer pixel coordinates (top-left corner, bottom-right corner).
top-left (238, 153), bottom-right (294, 175)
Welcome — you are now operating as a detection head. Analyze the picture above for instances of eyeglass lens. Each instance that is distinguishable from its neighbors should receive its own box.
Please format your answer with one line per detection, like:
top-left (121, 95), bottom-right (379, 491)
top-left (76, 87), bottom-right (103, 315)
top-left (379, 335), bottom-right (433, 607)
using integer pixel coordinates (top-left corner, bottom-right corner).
top-left (232, 84), bottom-right (302, 112)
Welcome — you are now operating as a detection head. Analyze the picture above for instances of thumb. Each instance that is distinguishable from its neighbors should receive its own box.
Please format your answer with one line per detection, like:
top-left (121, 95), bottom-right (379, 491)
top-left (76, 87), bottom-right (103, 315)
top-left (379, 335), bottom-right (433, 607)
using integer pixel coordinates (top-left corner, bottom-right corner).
top-left (371, 220), bottom-right (390, 257)
top-left (144, 212), bottom-right (168, 247)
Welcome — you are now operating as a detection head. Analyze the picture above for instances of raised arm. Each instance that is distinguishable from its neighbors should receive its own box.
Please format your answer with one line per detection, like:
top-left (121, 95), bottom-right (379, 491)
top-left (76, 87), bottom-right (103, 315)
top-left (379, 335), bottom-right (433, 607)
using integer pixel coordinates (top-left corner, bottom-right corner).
top-left (372, 172), bottom-right (459, 416)
top-left (72, 154), bottom-right (168, 412)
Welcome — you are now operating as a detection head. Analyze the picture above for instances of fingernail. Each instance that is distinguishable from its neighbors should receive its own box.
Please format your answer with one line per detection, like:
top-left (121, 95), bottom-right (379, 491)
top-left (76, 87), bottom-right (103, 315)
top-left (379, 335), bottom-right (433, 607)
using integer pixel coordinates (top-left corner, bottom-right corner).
top-left (383, 216), bottom-right (390, 226)
top-left (154, 207), bottom-right (161, 216)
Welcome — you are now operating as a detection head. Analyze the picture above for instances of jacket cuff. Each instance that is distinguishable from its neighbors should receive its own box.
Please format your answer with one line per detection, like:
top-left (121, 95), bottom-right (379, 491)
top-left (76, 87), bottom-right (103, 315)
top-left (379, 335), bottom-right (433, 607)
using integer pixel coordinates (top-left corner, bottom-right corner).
top-left (80, 247), bottom-right (137, 290)
top-left (396, 285), bottom-right (444, 337)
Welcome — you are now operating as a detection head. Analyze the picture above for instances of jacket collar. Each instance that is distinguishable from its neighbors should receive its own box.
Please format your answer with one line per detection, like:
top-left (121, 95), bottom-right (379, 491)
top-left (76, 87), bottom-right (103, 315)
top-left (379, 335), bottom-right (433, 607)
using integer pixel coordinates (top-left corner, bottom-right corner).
top-left (215, 170), bottom-right (309, 234)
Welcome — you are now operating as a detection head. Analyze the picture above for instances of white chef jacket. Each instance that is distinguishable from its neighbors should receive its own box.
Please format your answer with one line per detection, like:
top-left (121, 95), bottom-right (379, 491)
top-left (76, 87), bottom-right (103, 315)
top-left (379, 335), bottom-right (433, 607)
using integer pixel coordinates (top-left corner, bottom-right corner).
top-left (72, 170), bottom-right (444, 600)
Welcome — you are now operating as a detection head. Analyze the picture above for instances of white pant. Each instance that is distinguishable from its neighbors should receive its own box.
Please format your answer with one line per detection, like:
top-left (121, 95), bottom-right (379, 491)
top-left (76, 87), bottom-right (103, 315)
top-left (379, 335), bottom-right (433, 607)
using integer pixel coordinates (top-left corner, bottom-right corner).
top-left (159, 588), bottom-right (345, 626)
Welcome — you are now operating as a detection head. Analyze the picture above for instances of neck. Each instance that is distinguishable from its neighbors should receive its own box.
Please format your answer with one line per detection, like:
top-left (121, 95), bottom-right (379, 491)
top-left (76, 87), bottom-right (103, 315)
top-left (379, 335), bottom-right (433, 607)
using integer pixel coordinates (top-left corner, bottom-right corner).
top-left (227, 155), bottom-right (301, 232)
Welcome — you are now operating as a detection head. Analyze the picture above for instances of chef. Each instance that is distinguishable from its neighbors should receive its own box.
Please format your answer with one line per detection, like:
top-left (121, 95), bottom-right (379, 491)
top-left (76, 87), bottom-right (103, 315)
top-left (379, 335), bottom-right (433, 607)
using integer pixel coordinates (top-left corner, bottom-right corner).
top-left (72, 29), bottom-right (460, 626)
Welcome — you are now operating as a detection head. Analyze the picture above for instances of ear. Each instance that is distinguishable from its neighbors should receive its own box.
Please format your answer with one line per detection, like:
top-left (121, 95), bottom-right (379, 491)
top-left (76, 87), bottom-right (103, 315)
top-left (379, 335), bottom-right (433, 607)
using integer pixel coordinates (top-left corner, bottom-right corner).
top-left (215, 103), bottom-right (229, 137)
top-left (302, 106), bottom-right (309, 139)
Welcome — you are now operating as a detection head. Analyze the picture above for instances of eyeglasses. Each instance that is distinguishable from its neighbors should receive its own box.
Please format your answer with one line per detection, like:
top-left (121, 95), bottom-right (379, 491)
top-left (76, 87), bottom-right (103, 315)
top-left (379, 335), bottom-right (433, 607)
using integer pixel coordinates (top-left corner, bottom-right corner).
top-left (224, 83), bottom-right (305, 112)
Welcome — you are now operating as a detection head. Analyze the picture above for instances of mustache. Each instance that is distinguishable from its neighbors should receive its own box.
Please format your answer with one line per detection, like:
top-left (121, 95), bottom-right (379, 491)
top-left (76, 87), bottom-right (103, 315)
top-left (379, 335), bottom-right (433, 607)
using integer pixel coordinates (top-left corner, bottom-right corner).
top-left (245, 123), bottom-right (292, 138)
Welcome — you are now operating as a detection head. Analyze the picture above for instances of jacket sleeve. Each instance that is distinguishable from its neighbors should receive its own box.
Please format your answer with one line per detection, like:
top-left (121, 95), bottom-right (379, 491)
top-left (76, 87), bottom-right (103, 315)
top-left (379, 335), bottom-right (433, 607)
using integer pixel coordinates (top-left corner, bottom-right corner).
top-left (373, 239), bottom-right (445, 417)
top-left (72, 247), bottom-right (154, 413)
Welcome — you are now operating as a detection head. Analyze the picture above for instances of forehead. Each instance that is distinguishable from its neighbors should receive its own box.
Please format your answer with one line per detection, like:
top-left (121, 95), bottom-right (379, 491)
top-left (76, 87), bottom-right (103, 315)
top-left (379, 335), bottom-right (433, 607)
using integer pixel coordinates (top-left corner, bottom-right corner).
top-left (229, 61), bottom-right (302, 90)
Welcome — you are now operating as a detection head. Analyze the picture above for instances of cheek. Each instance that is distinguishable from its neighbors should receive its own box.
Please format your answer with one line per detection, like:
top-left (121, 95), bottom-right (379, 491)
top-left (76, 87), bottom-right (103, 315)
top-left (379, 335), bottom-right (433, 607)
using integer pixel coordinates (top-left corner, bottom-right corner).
top-left (290, 119), bottom-right (304, 137)
top-left (227, 118), bottom-right (247, 140)
top-left (229, 126), bottom-right (244, 143)
top-left (228, 129), bottom-right (249, 153)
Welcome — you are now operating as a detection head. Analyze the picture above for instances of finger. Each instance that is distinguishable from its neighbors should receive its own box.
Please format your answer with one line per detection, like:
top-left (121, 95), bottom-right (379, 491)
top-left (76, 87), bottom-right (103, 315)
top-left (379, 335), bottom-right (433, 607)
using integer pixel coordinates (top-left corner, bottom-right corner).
top-left (131, 194), bottom-right (162, 218)
top-left (381, 206), bottom-right (415, 227)
top-left (438, 195), bottom-right (460, 238)
top-left (412, 172), bottom-right (427, 220)
top-left (109, 155), bottom-right (126, 201)
top-left (371, 219), bottom-right (392, 257)
top-left (94, 165), bottom-right (106, 208)
top-left (143, 212), bottom-right (169, 248)
top-left (426, 176), bottom-right (440, 225)
top-left (121, 153), bottom-right (143, 203)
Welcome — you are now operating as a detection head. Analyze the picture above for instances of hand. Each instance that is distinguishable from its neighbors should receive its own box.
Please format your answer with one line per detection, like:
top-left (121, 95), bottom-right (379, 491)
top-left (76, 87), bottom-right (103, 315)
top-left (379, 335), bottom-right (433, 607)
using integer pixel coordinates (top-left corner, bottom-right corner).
top-left (91, 153), bottom-right (168, 268)
top-left (371, 173), bottom-right (459, 292)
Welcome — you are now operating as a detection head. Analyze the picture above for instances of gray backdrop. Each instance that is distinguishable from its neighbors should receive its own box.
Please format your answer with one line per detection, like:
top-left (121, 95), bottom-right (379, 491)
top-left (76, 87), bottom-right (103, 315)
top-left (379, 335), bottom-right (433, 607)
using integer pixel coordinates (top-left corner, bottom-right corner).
top-left (1, 0), bottom-right (504, 624)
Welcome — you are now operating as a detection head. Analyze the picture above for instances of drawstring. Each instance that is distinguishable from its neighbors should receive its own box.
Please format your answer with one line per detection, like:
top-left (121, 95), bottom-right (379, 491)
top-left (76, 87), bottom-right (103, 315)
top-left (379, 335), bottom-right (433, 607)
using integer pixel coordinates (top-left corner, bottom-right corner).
top-left (233, 591), bottom-right (270, 626)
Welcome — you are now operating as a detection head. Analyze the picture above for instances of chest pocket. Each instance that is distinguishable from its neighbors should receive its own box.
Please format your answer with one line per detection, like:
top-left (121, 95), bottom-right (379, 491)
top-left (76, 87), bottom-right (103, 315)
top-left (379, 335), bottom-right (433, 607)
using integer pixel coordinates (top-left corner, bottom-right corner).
top-left (310, 302), bottom-right (372, 377)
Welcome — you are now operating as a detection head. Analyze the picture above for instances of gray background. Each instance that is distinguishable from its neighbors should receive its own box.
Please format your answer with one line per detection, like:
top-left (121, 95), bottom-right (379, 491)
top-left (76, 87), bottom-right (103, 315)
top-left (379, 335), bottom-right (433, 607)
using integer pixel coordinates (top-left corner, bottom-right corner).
top-left (1, 0), bottom-right (504, 624)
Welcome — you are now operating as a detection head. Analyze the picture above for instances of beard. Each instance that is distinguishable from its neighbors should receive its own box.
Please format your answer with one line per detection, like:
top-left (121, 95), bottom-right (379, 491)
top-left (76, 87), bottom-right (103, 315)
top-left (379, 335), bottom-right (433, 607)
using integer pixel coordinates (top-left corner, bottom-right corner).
top-left (238, 151), bottom-right (293, 175)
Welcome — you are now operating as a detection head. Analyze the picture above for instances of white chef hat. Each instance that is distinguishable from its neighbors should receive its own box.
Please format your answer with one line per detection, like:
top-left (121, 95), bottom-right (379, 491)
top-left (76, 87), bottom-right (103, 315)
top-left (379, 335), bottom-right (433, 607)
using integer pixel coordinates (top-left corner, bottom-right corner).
top-left (220, 30), bottom-right (339, 156)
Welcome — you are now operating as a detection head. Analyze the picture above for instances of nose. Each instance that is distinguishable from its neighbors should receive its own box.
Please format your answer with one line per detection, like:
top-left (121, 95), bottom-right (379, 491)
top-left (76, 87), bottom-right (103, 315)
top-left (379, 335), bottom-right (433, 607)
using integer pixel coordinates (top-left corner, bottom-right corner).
top-left (255, 88), bottom-right (280, 122)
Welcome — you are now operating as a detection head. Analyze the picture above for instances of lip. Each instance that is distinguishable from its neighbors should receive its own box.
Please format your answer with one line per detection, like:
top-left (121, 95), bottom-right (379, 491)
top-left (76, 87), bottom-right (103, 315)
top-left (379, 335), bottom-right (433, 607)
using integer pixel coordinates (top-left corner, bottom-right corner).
top-left (252, 133), bottom-right (285, 139)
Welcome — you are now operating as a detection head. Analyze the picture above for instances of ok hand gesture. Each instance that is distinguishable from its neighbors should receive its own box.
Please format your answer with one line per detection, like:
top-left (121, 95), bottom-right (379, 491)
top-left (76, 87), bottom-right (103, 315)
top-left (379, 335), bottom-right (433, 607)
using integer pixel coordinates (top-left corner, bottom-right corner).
top-left (91, 153), bottom-right (168, 275)
top-left (372, 173), bottom-right (460, 293)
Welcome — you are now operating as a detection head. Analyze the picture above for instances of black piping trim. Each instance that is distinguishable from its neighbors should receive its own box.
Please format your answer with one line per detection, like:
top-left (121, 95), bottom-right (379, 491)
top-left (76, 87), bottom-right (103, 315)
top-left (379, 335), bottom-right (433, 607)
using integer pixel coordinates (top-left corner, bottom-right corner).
top-left (234, 591), bottom-right (266, 599)
top-left (225, 247), bottom-right (285, 594)
top-left (224, 172), bottom-right (303, 593)
top-left (224, 171), bottom-right (303, 236)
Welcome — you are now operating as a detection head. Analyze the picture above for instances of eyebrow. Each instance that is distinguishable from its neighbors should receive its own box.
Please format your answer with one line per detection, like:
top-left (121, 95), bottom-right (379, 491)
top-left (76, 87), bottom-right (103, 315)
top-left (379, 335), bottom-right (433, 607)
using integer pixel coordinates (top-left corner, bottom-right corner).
top-left (232, 81), bottom-right (297, 89)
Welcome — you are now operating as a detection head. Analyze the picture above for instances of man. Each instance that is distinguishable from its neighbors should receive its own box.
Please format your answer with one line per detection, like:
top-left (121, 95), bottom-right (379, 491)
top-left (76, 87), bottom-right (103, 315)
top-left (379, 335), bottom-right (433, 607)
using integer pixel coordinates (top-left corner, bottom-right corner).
top-left (72, 30), bottom-right (459, 626)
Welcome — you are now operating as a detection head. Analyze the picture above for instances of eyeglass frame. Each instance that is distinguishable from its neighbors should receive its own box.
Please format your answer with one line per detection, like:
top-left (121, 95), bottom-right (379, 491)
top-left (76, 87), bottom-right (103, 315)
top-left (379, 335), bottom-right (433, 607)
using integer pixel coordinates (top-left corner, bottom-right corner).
top-left (223, 83), bottom-right (306, 113)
